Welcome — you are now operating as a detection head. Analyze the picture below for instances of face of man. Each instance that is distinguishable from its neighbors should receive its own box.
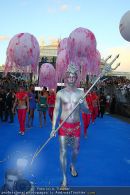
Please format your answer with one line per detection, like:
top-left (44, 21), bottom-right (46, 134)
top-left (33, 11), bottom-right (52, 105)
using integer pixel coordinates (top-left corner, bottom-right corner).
top-left (66, 73), bottom-right (77, 87)
top-left (19, 87), bottom-right (24, 92)
top-left (5, 175), bottom-right (18, 191)
top-left (30, 85), bottom-right (34, 91)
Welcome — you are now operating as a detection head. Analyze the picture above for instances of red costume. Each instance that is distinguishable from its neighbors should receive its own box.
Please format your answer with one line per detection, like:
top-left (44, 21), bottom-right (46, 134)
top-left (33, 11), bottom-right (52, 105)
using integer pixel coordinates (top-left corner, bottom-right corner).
top-left (58, 120), bottom-right (80, 137)
top-left (48, 93), bottom-right (56, 121)
top-left (16, 92), bottom-right (27, 100)
top-left (91, 92), bottom-right (99, 123)
top-left (16, 91), bottom-right (27, 133)
top-left (82, 93), bottom-right (93, 137)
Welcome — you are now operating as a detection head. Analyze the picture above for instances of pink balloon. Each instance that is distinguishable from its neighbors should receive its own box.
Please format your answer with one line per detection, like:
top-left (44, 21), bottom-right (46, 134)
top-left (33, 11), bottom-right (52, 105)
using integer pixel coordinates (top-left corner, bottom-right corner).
top-left (71, 49), bottom-right (101, 80)
top-left (71, 56), bottom-right (88, 81)
top-left (57, 38), bottom-right (68, 54)
top-left (95, 49), bottom-right (101, 75)
top-left (90, 49), bottom-right (101, 75)
top-left (56, 49), bottom-right (70, 82)
top-left (5, 33), bottom-right (40, 74)
top-left (68, 27), bottom-right (97, 61)
top-left (39, 63), bottom-right (56, 89)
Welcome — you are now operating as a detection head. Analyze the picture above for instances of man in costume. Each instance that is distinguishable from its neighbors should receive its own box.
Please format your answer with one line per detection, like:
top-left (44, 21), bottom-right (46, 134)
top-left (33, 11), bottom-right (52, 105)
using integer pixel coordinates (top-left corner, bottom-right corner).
top-left (12, 85), bottom-right (29, 135)
top-left (50, 64), bottom-right (90, 187)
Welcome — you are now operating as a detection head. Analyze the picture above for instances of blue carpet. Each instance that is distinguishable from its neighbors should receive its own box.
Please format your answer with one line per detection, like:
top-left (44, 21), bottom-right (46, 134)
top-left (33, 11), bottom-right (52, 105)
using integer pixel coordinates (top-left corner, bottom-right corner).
top-left (0, 111), bottom-right (130, 187)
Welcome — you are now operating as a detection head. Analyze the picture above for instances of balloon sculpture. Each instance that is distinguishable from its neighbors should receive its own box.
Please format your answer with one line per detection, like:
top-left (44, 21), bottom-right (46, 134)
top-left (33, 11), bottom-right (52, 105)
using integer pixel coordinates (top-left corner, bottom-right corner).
top-left (56, 27), bottom-right (100, 85)
top-left (56, 49), bottom-right (69, 82)
top-left (68, 27), bottom-right (97, 60)
top-left (119, 10), bottom-right (130, 42)
top-left (88, 49), bottom-right (101, 75)
top-left (57, 38), bottom-right (68, 55)
top-left (39, 63), bottom-right (56, 89)
top-left (4, 33), bottom-right (40, 74)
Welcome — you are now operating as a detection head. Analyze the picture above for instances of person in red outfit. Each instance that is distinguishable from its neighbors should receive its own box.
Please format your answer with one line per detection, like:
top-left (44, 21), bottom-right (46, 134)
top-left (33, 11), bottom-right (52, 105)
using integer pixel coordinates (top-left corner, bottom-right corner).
top-left (82, 92), bottom-right (93, 138)
top-left (12, 86), bottom-right (29, 135)
top-left (91, 91), bottom-right (100, 123)
top-left (47, 89), bottom-right (56, 121)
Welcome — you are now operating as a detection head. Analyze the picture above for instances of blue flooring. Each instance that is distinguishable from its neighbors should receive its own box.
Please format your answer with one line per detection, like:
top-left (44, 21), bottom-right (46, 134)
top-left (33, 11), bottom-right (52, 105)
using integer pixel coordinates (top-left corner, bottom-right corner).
top-left (0, 111), bottom-right (130, 187)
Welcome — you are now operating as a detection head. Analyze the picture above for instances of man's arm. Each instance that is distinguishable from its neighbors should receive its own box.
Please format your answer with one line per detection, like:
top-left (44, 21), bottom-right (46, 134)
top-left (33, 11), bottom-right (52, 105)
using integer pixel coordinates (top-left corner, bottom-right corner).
top-left (26, 96), bottom-right (29, 112)
top-left (79, 93), bottom-right (90, 114)
top-left (12, 97), bottom-right (17, 113)
top-left (80, 99), bottom-right (90, 113)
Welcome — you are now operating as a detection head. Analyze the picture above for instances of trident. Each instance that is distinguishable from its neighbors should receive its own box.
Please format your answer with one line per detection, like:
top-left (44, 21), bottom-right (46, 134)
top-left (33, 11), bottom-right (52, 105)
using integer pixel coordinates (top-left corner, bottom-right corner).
top-left (31, 54), bottom-right (120, 165)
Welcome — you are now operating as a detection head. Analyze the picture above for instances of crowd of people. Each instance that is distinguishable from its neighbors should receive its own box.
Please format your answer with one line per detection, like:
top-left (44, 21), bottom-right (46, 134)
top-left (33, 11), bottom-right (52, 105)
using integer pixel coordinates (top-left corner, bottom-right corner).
top-left (0, 73), bottom-right (121, 138)
top-left (98, 76), bottom-right (130, 103)
top-left (0, 75), bottom-right (56, 135)
top-left (1, 75), bottom-right (129, 130)
top-left (0, 69), bottom-right (130, 189)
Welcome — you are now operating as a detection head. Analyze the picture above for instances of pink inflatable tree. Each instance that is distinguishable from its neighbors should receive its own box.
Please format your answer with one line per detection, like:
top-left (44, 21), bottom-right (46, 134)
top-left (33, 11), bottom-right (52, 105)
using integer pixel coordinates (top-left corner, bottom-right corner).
top-left (67, 27), bottom-right (97, 80)
top-left (4, 33), bottom-right (40, 75)
top-left (56, 49), bottom-right (70, 82)
top-left (57, 38), bottom-right (68, 55)
top-left (39, 63), bottom-right (56, 89)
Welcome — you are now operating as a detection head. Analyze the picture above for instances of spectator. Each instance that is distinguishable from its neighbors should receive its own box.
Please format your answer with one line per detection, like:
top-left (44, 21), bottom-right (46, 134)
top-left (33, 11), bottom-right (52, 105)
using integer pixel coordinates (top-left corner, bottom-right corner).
top-left (99, 92), bottom-right (106, 118)
top-left (110, 94), bottom-right (116, 114)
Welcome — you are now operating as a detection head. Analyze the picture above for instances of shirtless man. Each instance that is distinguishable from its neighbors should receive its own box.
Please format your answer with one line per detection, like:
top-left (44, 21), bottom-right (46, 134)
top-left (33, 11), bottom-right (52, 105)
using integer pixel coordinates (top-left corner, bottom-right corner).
top-left (12, 86), bottom-right (29, 135)
top-left (50, 64), bottom-right (90, 187)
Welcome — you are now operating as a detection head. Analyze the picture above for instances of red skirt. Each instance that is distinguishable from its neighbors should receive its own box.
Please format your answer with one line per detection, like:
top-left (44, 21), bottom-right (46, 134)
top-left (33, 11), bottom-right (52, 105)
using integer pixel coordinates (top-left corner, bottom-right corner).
top-left (58, 120), bottom-right (80, 137)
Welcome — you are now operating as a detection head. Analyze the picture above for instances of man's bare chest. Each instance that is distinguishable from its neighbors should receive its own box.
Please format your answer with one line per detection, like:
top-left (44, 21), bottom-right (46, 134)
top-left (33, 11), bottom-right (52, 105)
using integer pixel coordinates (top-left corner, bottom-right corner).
top-left (61, 91), bottom-right (81, 105)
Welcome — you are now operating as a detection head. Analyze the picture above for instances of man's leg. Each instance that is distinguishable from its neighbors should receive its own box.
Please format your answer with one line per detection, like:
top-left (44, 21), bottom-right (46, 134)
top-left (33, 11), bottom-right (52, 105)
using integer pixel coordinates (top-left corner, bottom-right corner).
top-left (48, 107), bottom-right (54, 121)
top-left (4, 106), bottom-right (9, 122)
top-left (27, 109), bottom-right (31, 127)
top-left (39, 111), bottom-right (42, 128)
top-left (0, 106), bottom-right (3, 121)
top-left (82, 113), bottom-right (87, 136)
top-left (9, 108), bottom-right (14, 123)
top-left (70, 137), bottom-right (80, 176)
top-left (100, 106), bottom-right (105, 118)
top-left (59, 136), bottom-right (67, 186)
top-left (28, 109), bottom-right (34, 127)
top-left (48, 108), bottom-right (51, 121)
top-left (20, 109), bottom-right (27, 133)
top-left (43, 111), bottom-right (46, 125)
top-left (51, 107), bottom-right (54, 121)
top-left (18, 109), bottom-right (22, 132)
top-left (82, 113), bottom-right (91, 138)
top-left (30, 109), bottom-right (34, 127)
top-left (91, 110), bottom-right (95, 124)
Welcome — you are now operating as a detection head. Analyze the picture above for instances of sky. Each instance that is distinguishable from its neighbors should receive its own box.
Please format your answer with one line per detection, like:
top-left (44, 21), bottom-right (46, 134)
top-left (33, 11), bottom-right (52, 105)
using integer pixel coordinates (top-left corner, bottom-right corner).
top-left (0, 0), bottom-right (130, 72)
